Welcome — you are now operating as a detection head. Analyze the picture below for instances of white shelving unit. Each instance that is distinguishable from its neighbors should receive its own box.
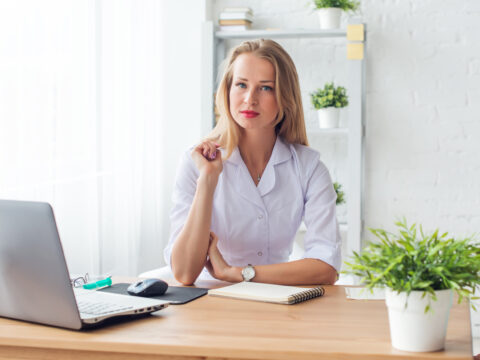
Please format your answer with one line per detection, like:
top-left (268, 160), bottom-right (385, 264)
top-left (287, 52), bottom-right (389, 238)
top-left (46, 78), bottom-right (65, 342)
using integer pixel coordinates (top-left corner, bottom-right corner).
top-left (201, 22), bottom-right (366, 259)
top-left (215, 28), bottom-right (348, 39)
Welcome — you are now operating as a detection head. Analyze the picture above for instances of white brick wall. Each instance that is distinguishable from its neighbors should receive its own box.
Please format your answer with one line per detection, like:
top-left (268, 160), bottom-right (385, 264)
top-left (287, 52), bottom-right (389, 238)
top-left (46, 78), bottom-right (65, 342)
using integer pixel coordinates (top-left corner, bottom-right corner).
top-left (212, 0), bottom-right (480, 239)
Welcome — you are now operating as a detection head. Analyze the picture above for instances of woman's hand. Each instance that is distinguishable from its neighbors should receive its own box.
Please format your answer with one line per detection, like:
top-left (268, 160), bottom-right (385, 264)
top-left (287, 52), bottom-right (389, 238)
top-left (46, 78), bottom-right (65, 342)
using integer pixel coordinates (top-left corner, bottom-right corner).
top-left (205, 232), bottom-right (242, 283)
top-left (191, 141), bottom-right (223, 180)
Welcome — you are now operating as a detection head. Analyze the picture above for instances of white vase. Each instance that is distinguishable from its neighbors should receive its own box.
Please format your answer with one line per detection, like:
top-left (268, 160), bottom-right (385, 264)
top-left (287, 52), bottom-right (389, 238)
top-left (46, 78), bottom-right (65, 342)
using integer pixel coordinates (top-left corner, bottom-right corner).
top-left (317, 107), bottom-right (340, 128)
top-left (317, 8), bottom-right (342, 29)
top-left (385, 288), bottom-right (453, 352)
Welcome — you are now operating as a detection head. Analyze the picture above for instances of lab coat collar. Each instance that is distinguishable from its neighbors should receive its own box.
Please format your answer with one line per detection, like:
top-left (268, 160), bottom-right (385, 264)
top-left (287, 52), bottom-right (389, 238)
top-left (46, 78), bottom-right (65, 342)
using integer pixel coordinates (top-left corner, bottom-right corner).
top-left (225, 136), bottom-right (292, 167)
top-left (224, 137), bottom-right (292, 206)
top-left (271, 136), bottom-right (292, 166)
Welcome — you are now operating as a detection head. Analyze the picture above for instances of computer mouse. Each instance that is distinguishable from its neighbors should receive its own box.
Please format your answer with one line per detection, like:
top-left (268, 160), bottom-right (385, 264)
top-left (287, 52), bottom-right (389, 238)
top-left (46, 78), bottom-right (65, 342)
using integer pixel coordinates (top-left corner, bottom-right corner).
top-left (127, 278), bottom-right (168, 297)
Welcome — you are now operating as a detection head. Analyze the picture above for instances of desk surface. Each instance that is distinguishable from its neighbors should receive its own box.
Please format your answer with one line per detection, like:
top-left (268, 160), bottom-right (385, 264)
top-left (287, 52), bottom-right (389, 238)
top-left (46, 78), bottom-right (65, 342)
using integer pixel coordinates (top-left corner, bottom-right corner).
top-left (0, 280), bottom-right (472, 360)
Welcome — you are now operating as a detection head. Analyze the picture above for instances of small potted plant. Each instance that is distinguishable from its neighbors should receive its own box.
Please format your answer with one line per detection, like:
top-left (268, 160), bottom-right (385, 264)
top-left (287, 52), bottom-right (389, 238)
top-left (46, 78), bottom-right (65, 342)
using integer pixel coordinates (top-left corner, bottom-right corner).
top-left (312, 0), bottom-right (360, 29)
top-left (333, 182), bottom-right (345, 205)
top-left (343, 219), bottom-right (480, 352)
top-left (310, 82), bottom-right (349, 128)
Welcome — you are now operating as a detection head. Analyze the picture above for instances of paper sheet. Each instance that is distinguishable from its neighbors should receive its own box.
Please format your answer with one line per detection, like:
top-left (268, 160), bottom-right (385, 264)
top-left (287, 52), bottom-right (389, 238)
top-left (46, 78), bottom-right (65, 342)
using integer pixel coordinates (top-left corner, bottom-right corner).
top-left (344, 287), bottom-right (385, 300)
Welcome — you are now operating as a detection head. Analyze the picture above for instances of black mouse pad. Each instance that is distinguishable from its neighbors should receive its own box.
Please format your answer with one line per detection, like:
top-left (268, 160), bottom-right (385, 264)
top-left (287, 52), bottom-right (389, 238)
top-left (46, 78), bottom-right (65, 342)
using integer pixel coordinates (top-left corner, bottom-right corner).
top-left (99, 283), bottom-right (208, 305)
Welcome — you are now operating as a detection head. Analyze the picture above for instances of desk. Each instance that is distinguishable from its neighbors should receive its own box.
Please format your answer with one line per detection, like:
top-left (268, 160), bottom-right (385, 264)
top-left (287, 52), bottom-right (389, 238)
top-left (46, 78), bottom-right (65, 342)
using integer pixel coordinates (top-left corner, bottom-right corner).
top-left (0, 281), bottom-right (472, 360)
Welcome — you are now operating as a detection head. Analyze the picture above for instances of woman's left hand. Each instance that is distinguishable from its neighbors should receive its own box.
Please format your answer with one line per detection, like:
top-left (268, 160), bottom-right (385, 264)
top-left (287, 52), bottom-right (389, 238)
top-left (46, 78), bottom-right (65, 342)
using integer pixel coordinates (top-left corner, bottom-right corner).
top-left (205, 232), bottom-right (242, 282)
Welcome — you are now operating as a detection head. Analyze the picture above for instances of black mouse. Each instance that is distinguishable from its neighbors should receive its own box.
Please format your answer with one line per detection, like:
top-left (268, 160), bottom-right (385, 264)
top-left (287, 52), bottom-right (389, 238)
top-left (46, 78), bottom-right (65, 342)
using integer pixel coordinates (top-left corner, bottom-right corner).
top-left (127, 278), bottom-right (168, 297)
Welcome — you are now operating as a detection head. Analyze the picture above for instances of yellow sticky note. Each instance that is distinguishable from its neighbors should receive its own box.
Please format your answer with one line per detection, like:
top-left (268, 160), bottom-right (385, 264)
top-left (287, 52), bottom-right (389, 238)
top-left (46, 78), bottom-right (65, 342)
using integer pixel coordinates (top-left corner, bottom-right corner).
top-left (347, 43), bottom-right (364, 60)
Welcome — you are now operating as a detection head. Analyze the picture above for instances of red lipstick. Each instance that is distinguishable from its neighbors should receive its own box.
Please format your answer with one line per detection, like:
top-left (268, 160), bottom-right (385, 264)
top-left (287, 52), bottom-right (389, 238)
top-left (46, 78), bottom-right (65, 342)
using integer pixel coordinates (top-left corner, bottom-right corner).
top-left (240, 110), bottom-right (259, 118)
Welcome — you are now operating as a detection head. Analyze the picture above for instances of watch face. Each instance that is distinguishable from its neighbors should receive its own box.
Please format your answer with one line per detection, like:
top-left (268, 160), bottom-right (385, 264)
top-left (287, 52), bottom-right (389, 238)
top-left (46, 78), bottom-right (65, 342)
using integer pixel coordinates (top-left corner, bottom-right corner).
top-left (242, 266), bottom-right (255, 281)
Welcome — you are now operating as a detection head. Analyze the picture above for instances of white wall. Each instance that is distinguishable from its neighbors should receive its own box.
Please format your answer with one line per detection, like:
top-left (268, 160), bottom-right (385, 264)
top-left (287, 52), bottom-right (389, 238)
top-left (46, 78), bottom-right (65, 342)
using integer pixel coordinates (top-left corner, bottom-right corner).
top-left (363, 0), bottom-right (480, 238)
top-left (159, 0), bottom-right (209, 264)
top-left (211, 0), bottom-right (480, 241)
top-left (161, 0), bottom-right (208, 159)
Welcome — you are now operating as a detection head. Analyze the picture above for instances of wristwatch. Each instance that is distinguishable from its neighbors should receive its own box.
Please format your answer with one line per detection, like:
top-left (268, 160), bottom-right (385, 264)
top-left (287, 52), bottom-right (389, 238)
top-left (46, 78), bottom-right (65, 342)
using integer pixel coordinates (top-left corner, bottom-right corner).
top-left (241, 264), bottom-right (256, 282)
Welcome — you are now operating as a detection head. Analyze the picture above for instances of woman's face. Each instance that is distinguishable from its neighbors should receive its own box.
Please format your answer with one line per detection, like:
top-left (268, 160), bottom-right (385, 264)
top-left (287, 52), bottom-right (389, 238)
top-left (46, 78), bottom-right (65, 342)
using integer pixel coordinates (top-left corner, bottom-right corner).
top-left (229, 53), bottom-right (279, 133)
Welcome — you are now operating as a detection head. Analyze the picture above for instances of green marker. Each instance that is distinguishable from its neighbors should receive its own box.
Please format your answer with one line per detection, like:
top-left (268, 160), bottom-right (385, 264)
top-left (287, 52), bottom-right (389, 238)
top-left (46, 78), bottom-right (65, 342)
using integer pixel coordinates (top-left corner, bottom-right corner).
top-left (82, 277), bottom-right (112, 290)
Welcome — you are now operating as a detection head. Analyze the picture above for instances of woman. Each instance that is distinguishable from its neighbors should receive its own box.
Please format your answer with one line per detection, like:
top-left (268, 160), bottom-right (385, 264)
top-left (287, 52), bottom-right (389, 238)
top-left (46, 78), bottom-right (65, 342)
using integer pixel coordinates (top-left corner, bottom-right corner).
top-left (164, 39), bottom-right (340, 285)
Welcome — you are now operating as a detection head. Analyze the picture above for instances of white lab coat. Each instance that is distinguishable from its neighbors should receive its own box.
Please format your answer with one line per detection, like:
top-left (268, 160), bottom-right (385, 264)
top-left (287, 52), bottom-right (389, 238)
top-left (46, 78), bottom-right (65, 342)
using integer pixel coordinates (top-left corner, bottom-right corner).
top-left (164, 136), bottom-right (341, 279)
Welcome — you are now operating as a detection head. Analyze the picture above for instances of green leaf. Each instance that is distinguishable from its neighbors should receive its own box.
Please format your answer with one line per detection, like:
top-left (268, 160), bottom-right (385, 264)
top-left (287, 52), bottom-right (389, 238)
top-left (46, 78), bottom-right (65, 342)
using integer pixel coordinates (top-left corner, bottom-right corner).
top-left (310, 82), bottom-right (349, 109)
top-left (342, 219), bottom-right (480, 311)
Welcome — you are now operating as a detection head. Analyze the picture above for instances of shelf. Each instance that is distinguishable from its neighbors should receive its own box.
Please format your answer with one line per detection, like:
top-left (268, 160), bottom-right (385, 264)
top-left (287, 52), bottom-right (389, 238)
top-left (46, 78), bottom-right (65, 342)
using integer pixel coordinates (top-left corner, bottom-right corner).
top-left (306, 127), bottom-right (348, 135)
top-left (215, 28), bottom-right (347, 40)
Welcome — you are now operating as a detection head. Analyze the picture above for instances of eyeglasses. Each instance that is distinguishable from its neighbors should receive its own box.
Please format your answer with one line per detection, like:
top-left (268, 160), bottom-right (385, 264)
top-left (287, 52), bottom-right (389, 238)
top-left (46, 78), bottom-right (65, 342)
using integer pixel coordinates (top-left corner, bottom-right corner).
top-left (71, 273), bottom-right (90, 288)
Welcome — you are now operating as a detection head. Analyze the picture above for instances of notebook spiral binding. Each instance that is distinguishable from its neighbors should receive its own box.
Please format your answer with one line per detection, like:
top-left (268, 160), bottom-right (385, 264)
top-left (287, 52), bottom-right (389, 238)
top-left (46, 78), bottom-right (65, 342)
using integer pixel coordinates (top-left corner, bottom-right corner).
top-left (290, 286), bottom-right (325, 303)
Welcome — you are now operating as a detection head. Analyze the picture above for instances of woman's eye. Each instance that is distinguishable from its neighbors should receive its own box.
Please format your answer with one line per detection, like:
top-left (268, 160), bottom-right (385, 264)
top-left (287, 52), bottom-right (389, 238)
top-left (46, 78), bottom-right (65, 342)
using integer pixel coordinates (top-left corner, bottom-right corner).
top-left (261, 86), bottom-right (273, 91)
top-left (236, 82), bottom-right (247, 89)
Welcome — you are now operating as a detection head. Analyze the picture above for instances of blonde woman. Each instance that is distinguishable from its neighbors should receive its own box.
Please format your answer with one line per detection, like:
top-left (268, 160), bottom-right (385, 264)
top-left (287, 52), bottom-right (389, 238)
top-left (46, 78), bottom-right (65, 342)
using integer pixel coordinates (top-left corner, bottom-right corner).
top-left (165, 39), bottom-right (340, 286)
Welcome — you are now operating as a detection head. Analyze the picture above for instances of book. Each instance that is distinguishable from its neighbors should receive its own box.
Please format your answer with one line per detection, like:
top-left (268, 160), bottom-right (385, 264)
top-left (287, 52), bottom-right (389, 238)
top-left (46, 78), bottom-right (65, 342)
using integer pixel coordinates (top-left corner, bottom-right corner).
top-left (219, 24), bottom-right (252, 32)
top-left (219, 19), bottom-right (252, 26)
top-left (219, 12), bottom-right (254, 22)
top-left (208, 282), bottom-right (325, 305)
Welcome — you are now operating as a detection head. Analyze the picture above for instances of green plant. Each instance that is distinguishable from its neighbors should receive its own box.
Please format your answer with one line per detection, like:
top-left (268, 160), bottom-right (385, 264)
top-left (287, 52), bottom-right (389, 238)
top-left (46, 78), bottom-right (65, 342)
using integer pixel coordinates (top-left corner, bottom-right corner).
top-left (310, 82), bottom-right (349, 109)
top-left (312, 0), bottom-right (360, 12)
top-left (333, 182), bottom-right (345, 205)
top-left (343, 219), bottom-right (480, 310)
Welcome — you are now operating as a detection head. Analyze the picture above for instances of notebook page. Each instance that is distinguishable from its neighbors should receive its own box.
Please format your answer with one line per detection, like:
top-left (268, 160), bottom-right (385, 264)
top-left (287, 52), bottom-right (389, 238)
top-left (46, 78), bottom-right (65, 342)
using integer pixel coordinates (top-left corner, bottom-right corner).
top-left (209, 282), bottom-right (311, 302)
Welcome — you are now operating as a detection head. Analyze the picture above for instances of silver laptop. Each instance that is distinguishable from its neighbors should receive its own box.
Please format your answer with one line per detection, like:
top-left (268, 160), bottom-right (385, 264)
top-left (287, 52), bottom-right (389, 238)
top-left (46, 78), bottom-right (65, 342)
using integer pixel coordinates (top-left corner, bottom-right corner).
top-left (0, 199), bottom-right (169, 329)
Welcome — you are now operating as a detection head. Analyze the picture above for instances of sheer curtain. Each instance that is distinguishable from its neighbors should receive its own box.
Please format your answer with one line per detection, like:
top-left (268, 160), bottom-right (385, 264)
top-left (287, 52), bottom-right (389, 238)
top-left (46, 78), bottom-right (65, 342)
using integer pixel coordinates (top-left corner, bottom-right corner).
top-left (0, 0), bottom-right (168, 276)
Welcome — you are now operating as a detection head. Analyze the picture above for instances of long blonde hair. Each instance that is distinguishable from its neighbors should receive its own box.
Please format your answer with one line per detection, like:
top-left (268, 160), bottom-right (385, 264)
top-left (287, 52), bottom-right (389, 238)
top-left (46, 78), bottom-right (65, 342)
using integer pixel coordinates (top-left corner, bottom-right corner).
top-left (207, 39), bottom-right (308, 158)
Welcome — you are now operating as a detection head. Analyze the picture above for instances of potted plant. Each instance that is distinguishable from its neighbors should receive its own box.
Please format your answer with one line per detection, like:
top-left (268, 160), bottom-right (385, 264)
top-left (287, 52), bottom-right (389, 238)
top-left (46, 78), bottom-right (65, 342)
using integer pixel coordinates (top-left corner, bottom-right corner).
top-left (343, 219), bottom-right (480, 352)
top-left (310, 82), bottom-right (349, 128)
top-left (333, 182), bottom-right (345, 205)
top-left (312, 0), bottom-right (360, 29)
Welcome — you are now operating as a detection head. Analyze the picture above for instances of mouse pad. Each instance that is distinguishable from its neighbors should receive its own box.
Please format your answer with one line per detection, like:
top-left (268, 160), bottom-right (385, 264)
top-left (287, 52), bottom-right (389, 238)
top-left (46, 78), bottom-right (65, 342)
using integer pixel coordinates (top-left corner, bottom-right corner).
top-left (99, 283), bottom-right (208, 305)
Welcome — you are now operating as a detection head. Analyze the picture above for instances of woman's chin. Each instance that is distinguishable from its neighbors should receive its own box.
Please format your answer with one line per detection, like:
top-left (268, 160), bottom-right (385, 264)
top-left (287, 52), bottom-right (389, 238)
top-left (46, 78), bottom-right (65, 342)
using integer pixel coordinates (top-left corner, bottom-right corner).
top-left (234, 119), bottom-right (256, 129)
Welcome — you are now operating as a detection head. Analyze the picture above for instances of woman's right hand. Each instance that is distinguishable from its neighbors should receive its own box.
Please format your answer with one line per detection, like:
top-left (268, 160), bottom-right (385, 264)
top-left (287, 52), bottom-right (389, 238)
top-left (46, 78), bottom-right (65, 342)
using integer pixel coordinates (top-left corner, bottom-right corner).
top-left (191, 140), bottom-right (223, 180)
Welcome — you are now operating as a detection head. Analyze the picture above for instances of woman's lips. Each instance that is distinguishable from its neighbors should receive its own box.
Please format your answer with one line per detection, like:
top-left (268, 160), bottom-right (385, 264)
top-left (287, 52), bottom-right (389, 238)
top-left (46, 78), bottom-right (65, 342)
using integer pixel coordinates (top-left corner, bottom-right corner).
top-left (240, 110), bottom-right (259, 118)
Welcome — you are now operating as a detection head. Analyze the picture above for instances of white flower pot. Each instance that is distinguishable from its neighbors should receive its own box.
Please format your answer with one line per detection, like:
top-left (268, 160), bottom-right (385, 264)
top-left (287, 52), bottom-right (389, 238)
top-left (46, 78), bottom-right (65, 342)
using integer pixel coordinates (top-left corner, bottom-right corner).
top-left (385, 288), bottom-right (453, 352)
top-left (317, 107), bottom-right (340, 128)
top-left (317, 8), bottom-right (342, 29)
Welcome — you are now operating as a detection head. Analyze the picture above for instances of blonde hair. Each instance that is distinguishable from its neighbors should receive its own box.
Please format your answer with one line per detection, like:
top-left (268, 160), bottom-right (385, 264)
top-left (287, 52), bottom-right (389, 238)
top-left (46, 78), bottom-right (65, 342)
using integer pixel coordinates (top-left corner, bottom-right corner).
top-left (207, 39), bottom-right (308, 158)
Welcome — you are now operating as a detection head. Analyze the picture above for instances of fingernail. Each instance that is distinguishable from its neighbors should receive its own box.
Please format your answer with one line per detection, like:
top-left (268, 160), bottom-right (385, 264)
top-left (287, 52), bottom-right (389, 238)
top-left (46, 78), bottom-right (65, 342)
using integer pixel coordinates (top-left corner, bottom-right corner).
top-left (210, 152), bottom-right (216, 160)
top-left (215, 143), bottom-right (220, 147)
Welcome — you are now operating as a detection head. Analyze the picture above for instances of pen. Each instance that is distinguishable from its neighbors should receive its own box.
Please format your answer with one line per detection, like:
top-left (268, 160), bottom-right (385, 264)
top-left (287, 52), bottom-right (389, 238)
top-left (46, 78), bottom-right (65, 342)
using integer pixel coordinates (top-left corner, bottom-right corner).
top-left (82, 277), bottom-right (112, 290)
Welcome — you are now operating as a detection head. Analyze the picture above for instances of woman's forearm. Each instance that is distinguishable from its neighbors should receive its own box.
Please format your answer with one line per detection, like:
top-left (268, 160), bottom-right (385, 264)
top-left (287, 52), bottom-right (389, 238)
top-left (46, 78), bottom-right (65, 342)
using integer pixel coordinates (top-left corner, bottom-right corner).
top-left (228, 258), bottom-right (338, 285)
top-left (171, 174), bottom-right (218, 285)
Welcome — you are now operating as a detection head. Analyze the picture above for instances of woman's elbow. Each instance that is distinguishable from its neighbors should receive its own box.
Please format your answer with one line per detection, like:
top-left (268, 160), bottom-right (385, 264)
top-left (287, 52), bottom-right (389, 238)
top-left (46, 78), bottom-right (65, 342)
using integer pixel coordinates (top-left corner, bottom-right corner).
top-left (176, 276), bottom-right (196, 286)
top-left (172, 266), bottom-right (198, 286)
top-left (322, 272), bottom-right (337, 285)
top-left (315, 262), bottom-right (338, 285)
top-left (322, 268), bottom-right (338, 285)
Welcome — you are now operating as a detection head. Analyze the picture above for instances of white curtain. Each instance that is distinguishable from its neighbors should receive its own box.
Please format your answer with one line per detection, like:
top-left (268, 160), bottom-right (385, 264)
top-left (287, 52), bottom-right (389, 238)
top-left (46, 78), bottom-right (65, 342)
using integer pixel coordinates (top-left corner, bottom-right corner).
top-left (0, 0), bottom-right (168, 276)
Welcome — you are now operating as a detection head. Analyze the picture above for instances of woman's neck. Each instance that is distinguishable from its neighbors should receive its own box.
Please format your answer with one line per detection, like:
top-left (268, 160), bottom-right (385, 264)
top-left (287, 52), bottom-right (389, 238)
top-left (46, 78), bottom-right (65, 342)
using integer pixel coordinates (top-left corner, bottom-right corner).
top-left (238, 131), bottom-right (277, 171)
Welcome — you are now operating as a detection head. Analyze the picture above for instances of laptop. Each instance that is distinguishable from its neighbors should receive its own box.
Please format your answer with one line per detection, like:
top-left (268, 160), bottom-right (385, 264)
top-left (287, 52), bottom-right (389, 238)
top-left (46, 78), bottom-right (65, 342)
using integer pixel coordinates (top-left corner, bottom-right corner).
top-left (0, 199), bottom-right (169, 329)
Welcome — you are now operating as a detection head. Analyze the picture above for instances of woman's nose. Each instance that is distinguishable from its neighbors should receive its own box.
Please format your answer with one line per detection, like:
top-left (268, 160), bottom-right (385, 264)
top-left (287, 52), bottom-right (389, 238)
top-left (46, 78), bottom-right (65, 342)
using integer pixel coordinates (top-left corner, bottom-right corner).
top-left (244, 89), bottom-right (258, 105)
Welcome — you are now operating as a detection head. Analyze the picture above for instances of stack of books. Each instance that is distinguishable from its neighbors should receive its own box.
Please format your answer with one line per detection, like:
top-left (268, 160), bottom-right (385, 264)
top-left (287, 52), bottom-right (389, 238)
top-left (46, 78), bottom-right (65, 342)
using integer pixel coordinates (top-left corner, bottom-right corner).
top-left (218, 7), bottom-right (253, 31)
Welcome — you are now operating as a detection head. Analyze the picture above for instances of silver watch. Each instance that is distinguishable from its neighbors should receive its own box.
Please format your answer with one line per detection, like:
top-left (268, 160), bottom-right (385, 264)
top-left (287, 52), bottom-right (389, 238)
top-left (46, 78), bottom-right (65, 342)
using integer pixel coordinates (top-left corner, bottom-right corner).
top-left (241, 264), bottom-right (255, 282)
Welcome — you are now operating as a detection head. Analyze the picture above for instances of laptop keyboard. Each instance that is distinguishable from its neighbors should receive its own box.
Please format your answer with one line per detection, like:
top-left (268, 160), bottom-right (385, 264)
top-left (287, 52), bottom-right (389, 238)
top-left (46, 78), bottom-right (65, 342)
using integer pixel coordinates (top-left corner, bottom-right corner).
top-left (78, 300), bottom-right (134, 316)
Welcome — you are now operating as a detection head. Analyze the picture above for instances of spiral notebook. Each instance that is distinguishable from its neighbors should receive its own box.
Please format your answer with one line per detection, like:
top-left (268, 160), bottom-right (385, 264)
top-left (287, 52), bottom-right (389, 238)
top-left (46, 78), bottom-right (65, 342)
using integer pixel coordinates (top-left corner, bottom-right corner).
top-left (208, 282), bottom-right (325, 304)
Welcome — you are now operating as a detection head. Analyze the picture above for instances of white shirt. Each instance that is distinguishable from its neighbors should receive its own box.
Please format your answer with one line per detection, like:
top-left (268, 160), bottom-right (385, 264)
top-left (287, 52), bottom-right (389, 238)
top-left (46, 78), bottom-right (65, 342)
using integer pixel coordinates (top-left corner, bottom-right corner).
top-left (164, 136), bottom-right (341, 279)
